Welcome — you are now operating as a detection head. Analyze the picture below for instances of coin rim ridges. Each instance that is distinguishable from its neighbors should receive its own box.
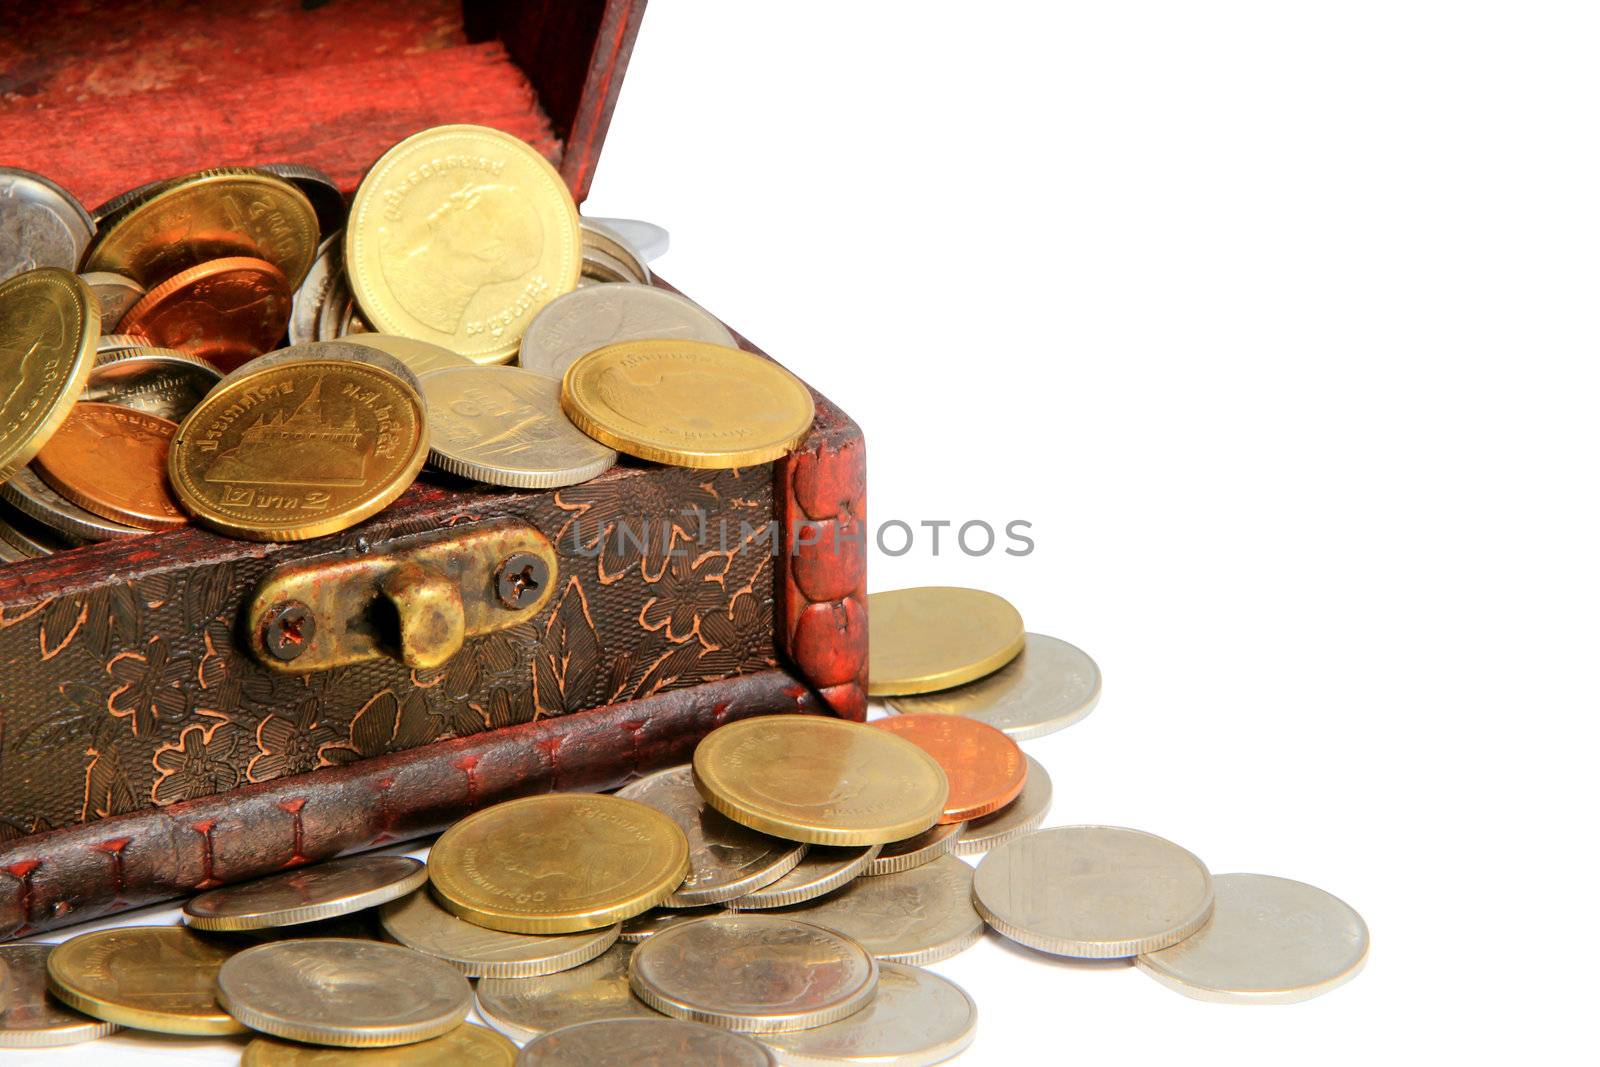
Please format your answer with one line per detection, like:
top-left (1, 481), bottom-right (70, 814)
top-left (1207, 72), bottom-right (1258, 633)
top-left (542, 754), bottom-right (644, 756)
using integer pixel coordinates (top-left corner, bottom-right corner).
top-left (183, 857), bottom-right (428, 931)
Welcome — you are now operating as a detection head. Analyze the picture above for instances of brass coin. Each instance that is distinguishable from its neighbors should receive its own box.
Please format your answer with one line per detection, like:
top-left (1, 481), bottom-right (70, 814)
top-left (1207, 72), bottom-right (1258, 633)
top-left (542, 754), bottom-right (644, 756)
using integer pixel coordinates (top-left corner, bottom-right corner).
top-left (346, 124), bottom-right (581, 364)
top-left (347, 333), bottom-right (474, 377)
top-left (0, 466), bottom-right (143, 542)
top-left (79, 270), bottom-right (145, 330)
top-left (0, 944), bottom-right (120, 1048)
top-left (118, 254), bottom-right (292, 371)
top-left (217, 938), bottom-right (471, 1047)
top-left (378, 889), bottom-right (620, 978)
top-left (243, 1023), bottom-right (517, 1066)
top-left (866, 587), bottom-right (1026, 696)
top-left (46, 926), bottom-right (246, 1035)
top-left (692, 715), bottom-right (949, 847)
top-left (475, 943), bottom-right (659, 1043)
top-left (33, 402), bottom-right (187, 530)
top-left (0, 267), bottom-right (98, 483)
top-left (83, 346), bottom-right (222, 421)
top-left (184, 855), bottom-right (428, 931)
top-left (169, 359), bottom-right (428, 541)
top-left (561, 340), bottom-right (815, 468)
top-left (429, 793), bottom-right (691, 934)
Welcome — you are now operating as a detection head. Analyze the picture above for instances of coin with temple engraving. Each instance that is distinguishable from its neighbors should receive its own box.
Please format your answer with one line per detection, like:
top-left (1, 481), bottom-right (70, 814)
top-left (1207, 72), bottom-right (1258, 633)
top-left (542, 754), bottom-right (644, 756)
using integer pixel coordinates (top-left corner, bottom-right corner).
top-left (871, 714), bottom-right (1027, 823)
top-left (475, 943), bottom-right (660, 1043)
top-left (0, 267), bottom-right (98, 484)
top-left (723, 845), bottom-right (880, 911)
top-left (218, 938), bottom-right (471, 1047)
top-left (562, 340), bottom-right (815, 468)
top-left (518, 285), bottom-right (735, 378)
top-left (79, 271), bottom-right (144, 329)
top-left (243, 1023), bottom-right (517, 1066)
top-left (867, 587), bottom-right (1026, 696)
top-left (347, 124), bottom-right (581, 364)
top-left (379, 889), bottom-right (619, 977)
top-left (0, 944), bottom-right (120, 1048)
top-left (83, 346), bottom-right (222, 421)
top-left (888, 633), bottom-right (1102, 740)
top-left (184, 855), bottom-right (428, 931)
top-left (169, 358), bottom-right (428, 541)
top-left (954, 754), bottom-right (1052, 856)
top-left (0, 167), bottom-right (95, 282)
top-left (46, 926), bottom-right (246, 1035)
top-left (762, 962), bottom-right (977, 1067)
top-left (120, 254), bottom-right (291, 371)
top-left (33, 402), bottom-right (187, 530)
top-left (519, 1018), bottom-right (776, 1066)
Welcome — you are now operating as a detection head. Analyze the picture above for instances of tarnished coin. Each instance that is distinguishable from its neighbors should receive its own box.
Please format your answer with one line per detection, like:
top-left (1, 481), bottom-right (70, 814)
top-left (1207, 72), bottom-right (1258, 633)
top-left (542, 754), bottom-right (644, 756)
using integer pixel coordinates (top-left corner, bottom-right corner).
top-left (120, 254), bottom-right (291, 371)
top-left (973, 825), bottom-right (1215, 958)
top-left (476, 943), bottom-right (659, 1043)
top-left (218, 938), bottom-right (471, 1047)
top-left (954, 754), bottom-right (1052, 856)
top-left (0, 944), bottom-right (119, 1048)
top-left (34, 402), bottom-right (186, 530)
top-left (628, 913), bottom-right (878, 1033)
top-left (0, 268), bottom-right (98, 484)
top-left (347, 333), bottom-right (473, 377)
top-left (519, 1018), bottom-right (776, 1066)
top-left (724, 845), bottom-right (880, 911)
top-left (422, 364), bottom-right (617, 488)
top-left (0, 466), bottom-right (143, 542)
top-left (91, 176), bottom-right (177, 225)
top-left (185, 855), bottom-right (428, 931)
top-left (867, 587), bottom-right (1026, 697)
top-left (864, 821), bottom-right (965, 877)
top-left (762, 962), bottom-right (977, 1067)
top-left (259, 162), bottom-right (347, 240)
top-left (0, 167), bottom-right (95, 282)
top-left (562, 340), bottom-right (815, 468)
top-left (430, 793), bottom-right (691, 934)
top-left (317, 273), bottom-right (357, 341)
top-left (1136, 873), bottom-right (1370, 1003)
top-left (0, 524), bottom-right (29, 562)
top-left (0, 501), bottom-right (73, 557)
top-left (618, 765), bottom-right (807, 907)
top-left (46, 926), bottom-right (246, 1035)
top-left (518, 284), bottom-right (735, 378)
top-left (169, 359), bottom-right (428, 541)
top-left (888, 633), bottom-right (1102, 740)
top-left (83, 346), bottom-right (221, 420)
top-left (215, 337), bottom-right (424, 399)
top-left (379, 889), bottom-right (619, 978)
top-left (289, 231), bottom-right (342, 345)
top-left (79, 270), bottom-right (145, 329)
top-left (619, 906), bottom-right (724, 943)
top-left (243, 1023), bottom-right (516, 1066)
top-left (693, 715), bottom-right (949, 847)
top-left (872, 714), bottom-right (1027, 823)
top-left (347, 124), bottom-right (581, 364)
top-left (581, 218), bottom-right (653, 284)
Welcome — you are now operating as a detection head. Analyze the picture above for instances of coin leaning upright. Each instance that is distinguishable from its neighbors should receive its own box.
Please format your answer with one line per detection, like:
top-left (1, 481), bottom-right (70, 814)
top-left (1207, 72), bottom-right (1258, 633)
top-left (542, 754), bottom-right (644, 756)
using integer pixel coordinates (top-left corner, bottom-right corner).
top-left (888, 632), bottom-right (1102, 740)
top-left (867, 586), bottom-right (1026, 696)
top-left (0, 267), bottom-right (98, 484)
top-left (183, 855), bottom-right (428, 931)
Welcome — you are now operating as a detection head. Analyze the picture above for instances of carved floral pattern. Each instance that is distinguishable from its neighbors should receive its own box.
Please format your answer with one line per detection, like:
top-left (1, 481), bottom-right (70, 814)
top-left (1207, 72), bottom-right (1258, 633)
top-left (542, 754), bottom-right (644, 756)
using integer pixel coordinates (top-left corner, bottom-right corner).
top-left (151, 718), bottom-right (242, 805)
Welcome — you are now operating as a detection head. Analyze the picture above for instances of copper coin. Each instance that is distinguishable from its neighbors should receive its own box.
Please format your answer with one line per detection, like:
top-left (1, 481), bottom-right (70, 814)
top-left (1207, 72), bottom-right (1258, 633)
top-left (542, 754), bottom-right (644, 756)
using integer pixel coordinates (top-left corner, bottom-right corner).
top-left (32, 402), bottom-right (187, 530)
top-left (870, 714), bottom-right (1027, 823)
top-left (121, 256), bottom-right (291, 372)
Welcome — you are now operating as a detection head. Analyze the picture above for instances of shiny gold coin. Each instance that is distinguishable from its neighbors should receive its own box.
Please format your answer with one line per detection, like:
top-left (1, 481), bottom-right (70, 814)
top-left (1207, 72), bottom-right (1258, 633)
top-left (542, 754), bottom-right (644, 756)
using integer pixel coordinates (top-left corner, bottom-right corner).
top-left (562, 340), bottom-right (815, 468)
top-left (84, 168), bottom-right (319, 289)
top-left (242, 1023), bottom-right (517, 1066)
top-left (866, 586), bottom-right (1026, 696)
top-left (692, 715), bottom-right (949, 847)
top-left (0, 268), bottom-right (99, 484)
top-left (346, 125), bottom-right (581, 364)
top-left (169, 359), bottom-right (428, 541)
top-left (45, 926), bottom-right (246, 1035)
top-left (429, 794), bottom-right (690, 934)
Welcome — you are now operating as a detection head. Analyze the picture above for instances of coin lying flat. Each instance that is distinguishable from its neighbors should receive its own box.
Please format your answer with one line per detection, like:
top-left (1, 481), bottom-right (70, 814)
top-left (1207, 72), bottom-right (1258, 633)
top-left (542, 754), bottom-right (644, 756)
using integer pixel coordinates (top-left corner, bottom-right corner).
top-left (83, 346), bottom-right (222, 421)
top-left (519, 1018), bottom-right (775, 1066)
top-left (430, 793), bottom-right (691, 934)
top-left (629, 914), bottom-right (878, 1033)
top-left (724, 845), bottom-right (880, 911)
top-left (79, 271), bottom-right (144, 330)
top-left (0, 944), bottom-right (120, 1048)
top-left (762, 962), bottom-right (978, 1067)
top-left (34, 403), bottom-right (187, 530)
top-left (348, 333), bottom-right (473, 377)
top-left (0, 268), bottom-right (98, 484)
top-left (184, 855), bottom-right (428, 931)
top-left (347, 124), bottom-right (581, 364)
top-left (867, 587), bottom-right (1026, 697)
top-left (0, 167), bottom-right (95, 282)
top-left (0, 501), bottom-right (73, 557)
top-left (519, 285), bottom-right (735, 378)
top-left (954, 754), bottom-right (1052, 856)
top-left (218, 938), bottom-right (471, 1047)
top-left (618, 765), bottom-right (807, 907)
top-left (243, 1023), bottom-right (517, 1066)
top-left (619, 906), bottom-right (724, 943)
top-left (872, 714), bottom-right (1027, 824)
top-left (46, 926), bottom-right (246, 1035)
top-left (422, 364), bottom-right (617, 488)
top-left (1136, 873), bottom-right (1369, 1003)
top-left (974, 825), bottom-right (1214, 958)
top-left (379, 889), bottom-right (619, 978)
top-left (693, 715), bottom-right (949, 847)
top-left (888, 632), bottom-right (1102, 741)
top-left (476, 943), bottom-right (659, 1043)
top-left (562, 340), bottom-right (815, 468)
top-left (0, 466), bottom-right (143, 542)
top-left (119, 255), bottom-right (291, 371)
top-left (864, 821), bottom-right (965, 877)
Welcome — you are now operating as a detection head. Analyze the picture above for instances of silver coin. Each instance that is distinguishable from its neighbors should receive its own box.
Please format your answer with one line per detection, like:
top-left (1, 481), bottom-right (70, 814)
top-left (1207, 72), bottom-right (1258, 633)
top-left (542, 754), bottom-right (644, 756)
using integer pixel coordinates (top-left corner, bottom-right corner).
top-left (618, 766), bottom-right (807, 907)
top-left (289, 231), bottom-right (342, 345)
top-left (216, 339), bottom-right (423, 400)
top-left (477, 943), bottom-right (660, 1044)
top-left (0, 944), bottom-right (120, 1048)
top-left (519, 1018), bottom-right (775, 1067)
top-left (887, 633), bottom-right (1101, 741)
top-left (0, 167), bottom-right (95, 281)
top-left (346, 333), bottom-right (472, 377)
top-left (420, 364), bottom-right (615, 488)
top-left (585, 216), bottom-right (670, 262)
top-left (259, 162), bottom-right (346, 239)
top-left (0, 501), bottom-right (74, 557)
top-left (766, 854), bottom-right (983, 965)
top-left (953, 754), bottom-right (1052, 856)
top-left (864, 821), bottom-right (965, 877)
top-left (1136, 873), bottom-right (1369, 1003)
top-left (83, 347), bottom-right (222, 421)
top-left (581, 247), bottom-right (640, 285)
top-left (582, 217), bottom-right (653, 284)
top-left (620, 905), bottom-right (726, 943)
top-left (762, 962), bottom-right (977, 1067)
top-left (517, 284), bottom-right (736, 378)
top-left (317, 275), bottom-right (356, 342)
top-left (628, 914), bottom-right (878, 1033)
top-left (973, 825), bottom-right (1214, 958)
top-left (79, 270), bottom-right (145, 330)
top-left (184, 855), bottom-right (429, 931)
top-left (0, 535), bottom-right (26, 563)
top-left (96, 332), bottom-right (152, 354)
top-left (724, 845), bottom-right (881, 911)
top-left (378, 889), bottom-right (619, 978)
top-left (91, 176), bottom-right (173, 225)
top-left (0, 467), bottom-right (143, 543)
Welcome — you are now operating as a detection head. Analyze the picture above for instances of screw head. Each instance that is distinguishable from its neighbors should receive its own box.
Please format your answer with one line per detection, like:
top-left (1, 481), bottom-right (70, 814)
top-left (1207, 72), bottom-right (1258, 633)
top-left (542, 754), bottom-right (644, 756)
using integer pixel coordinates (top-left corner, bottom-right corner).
top-left (262, 600), bottom-right (315, 661)
top-left (495, 553), bottom-right (548, 609)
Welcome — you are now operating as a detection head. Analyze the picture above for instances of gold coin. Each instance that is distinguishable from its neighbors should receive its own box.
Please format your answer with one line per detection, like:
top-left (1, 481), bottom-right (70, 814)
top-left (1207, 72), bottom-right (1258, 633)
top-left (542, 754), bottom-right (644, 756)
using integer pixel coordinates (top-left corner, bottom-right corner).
top-left (346, 125), bottom-right (581, 364)
top-left (429, 794), bottom-right (690, 934)
top-left (867, 587), bottom-right (1026, 696)
top-left (83, 168), bottom-right (319, 289)
top-left (0, 268), bottom-right (98, 484)
top-left (45, 926), bottom-right (246, 1035)
top-left (692, 715), bottom-right (949, 847)
top-left (345, 333), bottom-right (474, 377)
top-left (560, 340), bottom-right (815, 468)
top-left (168, 359), bottom-right (428, 541)
top-left (242, 1023), bottom-right (517, 1066)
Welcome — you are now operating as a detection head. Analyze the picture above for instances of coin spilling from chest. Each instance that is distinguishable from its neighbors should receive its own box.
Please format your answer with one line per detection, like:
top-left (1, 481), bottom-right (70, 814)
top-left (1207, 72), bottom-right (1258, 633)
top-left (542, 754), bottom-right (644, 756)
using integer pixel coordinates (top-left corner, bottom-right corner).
top-left (78, 271), bottom-right (144, 330)
top-left (184, 855), bottom-right (428, 931)
top-left (475, 943), bottom-right (660, 1043)
top-left (0, 267), bottom-right (99, 484)
top-left (871, 714), bottom-right (1027, 823)
top-left (518, 284), bottom-right (735, 377)
top-left (0, 466), bottom-right (143, 542)
top-left (242, 1023), bottom-right (517, 1066)
top-left (888, 632), bottom-right (1102, 740)
top-left (215, 337), bottom-right (424, 398)
top-left (259, 162), bottom-right (347, 241)
top-left (723, 844), bottom-right (880, 911)
top-left (83, 346), bottom-right (222, 421)
top-left (520, 1017), bottom-right (776, 1066)
top-left (46, 926), bottom-right (246, 1035)
top-left (0, 944), bottom-right (120, 1048)
top-left (581, 218), bottom-right (653, 284)
top-left (762, 961), bottom-right (978, 1067)
top-left (867, 586), bottom-right (1026, 696)
top-left (289, 231), bottom-right (342, 345)
top-left (954, 753), bottom-right (1053, 856)
top-left (863, 820), bottom-right (966, 877)
top-left (0, 167), bottom-right (95, 282)
top-left (33, 402), bottom-right (187, 530)
top-left (378, 889), bottom-right (619, 978)
top-left (119, 255), bottom-right (291, 371)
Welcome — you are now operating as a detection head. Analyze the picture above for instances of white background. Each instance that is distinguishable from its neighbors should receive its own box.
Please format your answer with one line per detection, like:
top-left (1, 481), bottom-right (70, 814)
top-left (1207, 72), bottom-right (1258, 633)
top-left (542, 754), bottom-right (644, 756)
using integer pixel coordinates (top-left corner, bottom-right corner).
top-left (19, 2), bottom-right (1595, 1063)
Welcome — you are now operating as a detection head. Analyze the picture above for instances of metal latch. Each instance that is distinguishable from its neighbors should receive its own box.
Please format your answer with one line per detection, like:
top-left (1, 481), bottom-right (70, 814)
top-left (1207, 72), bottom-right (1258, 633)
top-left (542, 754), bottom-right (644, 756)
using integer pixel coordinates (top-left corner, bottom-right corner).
top-left (245, 520), bottom-right (557, 672)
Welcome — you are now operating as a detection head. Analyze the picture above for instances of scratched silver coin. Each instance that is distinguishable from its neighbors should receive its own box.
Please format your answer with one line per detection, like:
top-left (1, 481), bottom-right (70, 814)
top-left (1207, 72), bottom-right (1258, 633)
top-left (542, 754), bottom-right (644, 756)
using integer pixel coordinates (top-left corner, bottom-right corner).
top-left (518, 1017), bottom-right (775, 1066)
top-left (953, 755), bottom-right (1052, 856)
top-left (379, 888), bottom-right (619, 978)
top-left (724, 845), bottom-right (881, 911)
top-left (0, 167), bottom-right (94, 282)
top-left (184, 855), bottom-right (428, 931)
top-left (888, 633), bottom-right (1101, 741)
top-left (79, 271), bottom-right (145, 330)
top-left (518, 284), bottom-right (736, 377)
top-left (0, 466), bottom-right (143, 543)
top-left (0, 944), bottom-right (119, 1048)
top-left (259, 162), bottom-right (346, 239)
top-left (288, 231), bottom-right (342, 345)
top-left (864, 822), bottom-right (965, 877)
top-left (619, 905), bottom-right (726, 943)
top-left (762, 961), bottom-right (977, 1067)
top-left (476, 943), bottom-right (660, 1044)
top-left (83, 347), bottom-right (222, 421)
